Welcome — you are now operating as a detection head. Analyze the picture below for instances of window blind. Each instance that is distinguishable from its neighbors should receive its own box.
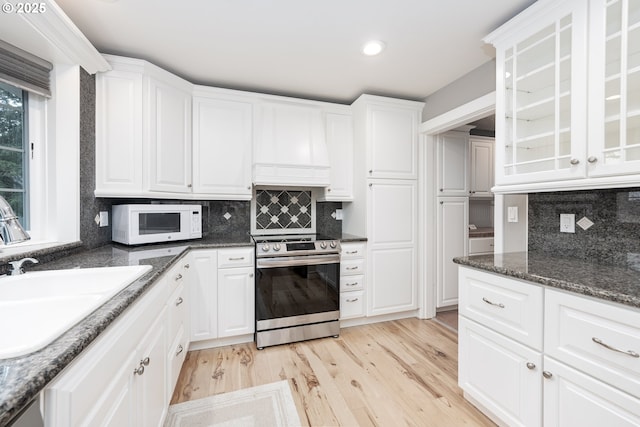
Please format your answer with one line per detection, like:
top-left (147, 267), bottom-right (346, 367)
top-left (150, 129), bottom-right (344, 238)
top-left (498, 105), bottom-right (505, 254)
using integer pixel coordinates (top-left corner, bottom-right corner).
top-left (0, 40), bottom-right (52, 97)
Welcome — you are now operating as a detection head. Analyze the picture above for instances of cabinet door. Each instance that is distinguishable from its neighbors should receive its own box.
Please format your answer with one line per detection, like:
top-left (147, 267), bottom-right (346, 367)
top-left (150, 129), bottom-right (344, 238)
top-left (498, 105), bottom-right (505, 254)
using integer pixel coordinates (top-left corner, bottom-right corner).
top-left (367, 104), bottom-right (419, 179)
top-left (588, 0), bottom-right (640, 177)
top-left (459, 317), bottom-right (542, 427)
top-left (367, 181), bottom-right (417, 315)
top-left (543, 356), bottom-right (640, 427)
top-left (320, 112), bottom-right (354, 201)
top-left (492, 0), bottom-right (588, 185)
top-left (135, 307), bottom-right (167, 427)
top-left (189, 250), bottom-right (218, 341)
top-left (95, 69), bottom-right (143, 196)
top-left (469, 138), bottom-right (494, 196)
top-left (192, 96), bottom-right (252, 198)
top-left (217, 267), bottom-right (255, 338)
top-left (147, 77), bottom-right (192, 193)
top-left (437, 197), bottom-right (468, 308)
top-left (436, 131), bottom-right (469, 196)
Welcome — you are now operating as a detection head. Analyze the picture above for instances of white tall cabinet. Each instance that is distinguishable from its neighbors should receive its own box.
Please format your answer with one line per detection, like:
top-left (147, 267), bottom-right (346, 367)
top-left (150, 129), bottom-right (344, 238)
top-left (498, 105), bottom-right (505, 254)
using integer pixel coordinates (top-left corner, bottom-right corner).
top-left (344, 95), bottom-right (423, 318)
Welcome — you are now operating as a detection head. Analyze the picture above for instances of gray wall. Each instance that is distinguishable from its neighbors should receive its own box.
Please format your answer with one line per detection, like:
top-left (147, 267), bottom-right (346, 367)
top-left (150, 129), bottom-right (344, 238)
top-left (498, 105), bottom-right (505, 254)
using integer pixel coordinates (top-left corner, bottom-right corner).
top-left (528, 188), bottom-right (640, 268)
top-left (422, 60), bottom-right (496, 122)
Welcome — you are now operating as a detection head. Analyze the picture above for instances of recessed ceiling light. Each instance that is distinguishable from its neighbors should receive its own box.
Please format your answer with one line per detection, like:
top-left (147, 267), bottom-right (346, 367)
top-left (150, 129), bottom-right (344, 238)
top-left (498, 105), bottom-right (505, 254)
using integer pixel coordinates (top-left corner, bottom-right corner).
top-left (363, 40), bottom-right (385, 56)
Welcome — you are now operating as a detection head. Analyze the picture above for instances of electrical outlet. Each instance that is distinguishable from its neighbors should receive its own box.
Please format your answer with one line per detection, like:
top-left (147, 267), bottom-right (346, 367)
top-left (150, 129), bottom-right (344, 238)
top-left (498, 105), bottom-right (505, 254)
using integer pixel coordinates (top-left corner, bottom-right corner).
top-left (335, 209), bottom-right (343, 220)
top-left (99, 211), bottom-right (109, 227)
top-left (560, 213), bottom-right (575, 233)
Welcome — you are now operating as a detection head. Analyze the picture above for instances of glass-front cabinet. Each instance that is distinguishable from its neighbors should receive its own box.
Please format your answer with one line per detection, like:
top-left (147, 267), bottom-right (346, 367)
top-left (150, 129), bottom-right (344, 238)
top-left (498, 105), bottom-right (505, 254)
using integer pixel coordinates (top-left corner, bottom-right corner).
top-left (489, 0), bottom-right (588, 186)
top-left (588, 0), bottom-right (640, 177)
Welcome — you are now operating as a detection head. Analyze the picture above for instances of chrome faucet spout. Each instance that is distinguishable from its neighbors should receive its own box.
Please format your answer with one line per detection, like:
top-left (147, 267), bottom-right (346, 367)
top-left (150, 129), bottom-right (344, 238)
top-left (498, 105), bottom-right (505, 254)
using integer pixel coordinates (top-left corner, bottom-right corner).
top-left (0, 196), bottom-right (30, 245)
top-left (8, 257), bottom-right (39, 275)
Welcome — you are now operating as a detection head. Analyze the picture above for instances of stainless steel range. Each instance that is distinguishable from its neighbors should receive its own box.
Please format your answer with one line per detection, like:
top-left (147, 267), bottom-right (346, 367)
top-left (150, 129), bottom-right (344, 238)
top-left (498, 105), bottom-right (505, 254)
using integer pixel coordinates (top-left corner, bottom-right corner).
top-left (253, 234), bottom-right (340, 349)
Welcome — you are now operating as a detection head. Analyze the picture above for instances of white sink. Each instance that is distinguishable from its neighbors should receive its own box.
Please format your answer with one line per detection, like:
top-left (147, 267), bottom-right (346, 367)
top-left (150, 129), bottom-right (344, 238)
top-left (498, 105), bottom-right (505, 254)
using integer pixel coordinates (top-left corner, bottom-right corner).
top-left (0, 265), bottom-right (152, 359)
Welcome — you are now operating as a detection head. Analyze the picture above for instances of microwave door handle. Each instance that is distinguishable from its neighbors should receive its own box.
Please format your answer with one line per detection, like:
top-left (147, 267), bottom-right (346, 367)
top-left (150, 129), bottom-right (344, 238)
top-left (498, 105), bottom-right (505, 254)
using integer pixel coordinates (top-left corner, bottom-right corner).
top-left (256, 254), bottom-right (339, 269)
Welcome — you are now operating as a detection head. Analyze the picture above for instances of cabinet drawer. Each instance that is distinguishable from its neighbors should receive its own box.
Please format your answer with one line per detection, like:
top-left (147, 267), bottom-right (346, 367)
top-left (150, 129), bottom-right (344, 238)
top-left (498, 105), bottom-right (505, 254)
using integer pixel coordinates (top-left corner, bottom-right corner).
top-left (167, 326), bottom-right (188, 398)
top-left (168, 283), bottom-right (187, 342)
top-left (340, 290), bottom-right (365, 319)
top-left (545, 289), bottom-right (640, 398)
top-left (459, 267), bottom-right (543, 350)
top-left (340, 274), bottom-right (364, 291)
top-left (468, 237), bottom-right (494, 255)
top-left (217, 247), bottom-right (254, 268)
top-left (341, 243), bottom-right (365, 259)
top-left (341, 259), bottom-right (365, 276)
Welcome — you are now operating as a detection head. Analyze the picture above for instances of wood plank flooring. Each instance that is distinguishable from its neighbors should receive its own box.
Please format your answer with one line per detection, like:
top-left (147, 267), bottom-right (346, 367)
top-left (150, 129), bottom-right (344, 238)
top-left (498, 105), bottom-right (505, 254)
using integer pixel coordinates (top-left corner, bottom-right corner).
top-left (171, 318), bottom-right (494, 426)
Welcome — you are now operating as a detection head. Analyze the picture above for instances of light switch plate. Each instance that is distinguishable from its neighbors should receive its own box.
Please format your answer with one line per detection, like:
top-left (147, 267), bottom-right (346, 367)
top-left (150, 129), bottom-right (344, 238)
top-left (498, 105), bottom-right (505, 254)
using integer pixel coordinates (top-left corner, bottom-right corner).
top-left (99, 211), bottom-right (109, 227)
top-left (507, 206), bottom-right (518, 223)
top-left (335, 209), bottom-right (343, 220)
top-left (560, 213), bottom-right (575, 233)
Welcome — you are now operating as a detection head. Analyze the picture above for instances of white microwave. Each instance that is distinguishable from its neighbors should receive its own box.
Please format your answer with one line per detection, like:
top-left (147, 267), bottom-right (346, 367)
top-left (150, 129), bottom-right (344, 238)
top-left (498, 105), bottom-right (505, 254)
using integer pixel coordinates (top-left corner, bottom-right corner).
top-left (112, 204), bottom-right (202, 245)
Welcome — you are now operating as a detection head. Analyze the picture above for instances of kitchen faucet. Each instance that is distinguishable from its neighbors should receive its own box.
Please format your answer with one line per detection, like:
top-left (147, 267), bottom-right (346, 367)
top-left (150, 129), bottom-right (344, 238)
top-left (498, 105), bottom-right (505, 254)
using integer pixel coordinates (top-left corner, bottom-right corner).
top-left (0, 195), bottom-right (30, 245)
top-left (8, 257), bottom-right (38, 275)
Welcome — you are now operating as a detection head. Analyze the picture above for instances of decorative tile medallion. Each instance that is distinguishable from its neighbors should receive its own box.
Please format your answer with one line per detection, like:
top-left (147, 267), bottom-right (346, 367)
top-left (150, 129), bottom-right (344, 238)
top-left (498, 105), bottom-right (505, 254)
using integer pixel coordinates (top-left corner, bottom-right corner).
top-left (255, 189), bottom-right (313, 231)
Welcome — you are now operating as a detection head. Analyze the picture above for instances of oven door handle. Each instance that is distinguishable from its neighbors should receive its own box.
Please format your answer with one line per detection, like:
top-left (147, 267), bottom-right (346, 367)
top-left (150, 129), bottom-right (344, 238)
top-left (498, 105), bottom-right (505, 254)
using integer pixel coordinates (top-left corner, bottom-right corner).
top-left (256, 254), bottom-right (340, 268)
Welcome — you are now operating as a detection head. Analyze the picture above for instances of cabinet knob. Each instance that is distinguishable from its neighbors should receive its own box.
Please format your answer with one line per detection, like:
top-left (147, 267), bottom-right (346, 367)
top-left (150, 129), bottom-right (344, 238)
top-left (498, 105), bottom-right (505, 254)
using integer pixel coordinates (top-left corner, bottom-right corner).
top-left (439, 188), bottom-right (444, 192)
top-left (369, 183), bottom-right (373, 188)
top-left (526, 362), bottom-right (536, 370)
top-left (142, 357), bottom-right (150, 366)
top-left (369, 169), bottom-right (373, 174)
top-left (133, 365), bottom-right (145, 376)
top-left (176, 344), bottom-right (184, 357)
top-left (187, 184), bottom-right (192, 188)
top-left (327, 188), bottom-right (331, 192)
top-left (247, 186), bottom-right (252, 190)
top-left (175, 273), bottom-right (183, 281)
top-left (440, 201), bottom-right (443, 205)
top-left (175, 296), bottom-right (184, 306)
top-left (570, 158), bottom-right (580, 165)
top-left (587, 156), bottom-right (598, 163)
top-left (542, 371), bottom-right (553, 379)
top-left (184, 263), bottom-right (190, 269)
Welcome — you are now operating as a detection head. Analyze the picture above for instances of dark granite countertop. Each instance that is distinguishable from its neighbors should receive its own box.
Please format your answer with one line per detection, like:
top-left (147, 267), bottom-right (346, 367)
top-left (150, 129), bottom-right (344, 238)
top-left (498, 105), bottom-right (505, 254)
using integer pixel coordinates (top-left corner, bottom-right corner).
top-left (331, 233), bottom-right (367, 242)
top-left (454, 251), bottom-right (640, 309)
top-left (0, 233), bottom-right (254, 427)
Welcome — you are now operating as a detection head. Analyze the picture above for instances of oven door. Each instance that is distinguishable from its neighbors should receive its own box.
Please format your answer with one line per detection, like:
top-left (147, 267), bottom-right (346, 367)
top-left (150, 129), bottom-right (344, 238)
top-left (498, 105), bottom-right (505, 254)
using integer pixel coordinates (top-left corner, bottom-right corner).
top-left (255, 254), bottom-right (340, 330)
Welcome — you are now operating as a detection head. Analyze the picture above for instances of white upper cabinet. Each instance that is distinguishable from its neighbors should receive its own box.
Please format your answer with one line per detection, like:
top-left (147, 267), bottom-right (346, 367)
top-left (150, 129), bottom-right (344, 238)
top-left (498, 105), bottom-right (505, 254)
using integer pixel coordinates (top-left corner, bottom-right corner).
top-left (147, 76), bottom-right (193, 193)
top-left (352, 95), bottom-right (423, 180)
top-left (587, 0), bottom-right (640, 177)
top-left (192, 89), bottom-right (253, 199)
top-left (319, 112), bottom-right (354, 201)
top-left (253, 100), bottom-right (330, 186)
top-left (436, 129), bottom-right (470, 196)
top-left (469, 137), bottom-right (495, 197)
top-left (489, 0), bottom-right (640, 192)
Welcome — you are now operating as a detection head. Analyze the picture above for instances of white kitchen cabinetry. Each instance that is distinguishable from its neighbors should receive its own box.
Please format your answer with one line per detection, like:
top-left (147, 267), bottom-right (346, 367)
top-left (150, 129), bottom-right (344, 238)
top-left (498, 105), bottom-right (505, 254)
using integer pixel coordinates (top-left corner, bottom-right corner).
top-left (319, 112), bottom-right (354, 201)
top-left (459, 265), bottom-right (640, 426)
top-left (43, 261), bottom-right (180, 427)
top-left (190, 247), bottom-right (255, 346)
top-left (95, 55), bottom-right (193, 198)
top-left (436, 129), bottom-right (469, 196)
top-left (253, 100), bottom-right (330, 186)
top-left (469, 137), bottom-right (494, 197)
top-left (436, 197), bottom-right (468, 308)
top-left (468, 237), bottom-right (494, 255)
top-left (488, 0), bottom-right (640, 193)
top-left (339, 242), bottom-right (366, 320)
top-left (192, 88), bottom-right (253, 199)
top-left (166, 260), bottom-right (191, 398)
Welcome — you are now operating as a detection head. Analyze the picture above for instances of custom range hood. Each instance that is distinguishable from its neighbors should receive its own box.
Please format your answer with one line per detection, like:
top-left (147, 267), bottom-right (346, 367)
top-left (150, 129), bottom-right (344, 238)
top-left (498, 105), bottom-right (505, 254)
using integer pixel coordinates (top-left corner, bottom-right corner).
top-left (253, 100), bottom-right (330, 187)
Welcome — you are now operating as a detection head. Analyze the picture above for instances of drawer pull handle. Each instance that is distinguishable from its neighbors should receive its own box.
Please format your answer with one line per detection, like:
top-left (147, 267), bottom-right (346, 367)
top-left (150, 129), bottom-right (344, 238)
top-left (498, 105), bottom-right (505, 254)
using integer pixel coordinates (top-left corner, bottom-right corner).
top-left (346, 298), bottom-right (359, 302)
top-left (592, 337), bottom-right (640, 358)
top-left (176, 344), bottom-right (184, 357)
top-left (526, 362), bottom-right (536, 370)
top-left (175, 274), bottom-right (183, 281)
top-left (346, 266), bottom-right (359, 270)
top-left (345, 250), bottom-right (359, 255)
top-left (184, 263), bottom-right (190, 269)
top-left (345, 282), bottom-right (358, 287)
top-left (542, 371), bottom-right (553, 379)
top-left (482, 297), bottom-right (505, 308)
top-left (228, 257), bottom-right (245, 261)
top-left (175, 297), bottom-right (184, 306)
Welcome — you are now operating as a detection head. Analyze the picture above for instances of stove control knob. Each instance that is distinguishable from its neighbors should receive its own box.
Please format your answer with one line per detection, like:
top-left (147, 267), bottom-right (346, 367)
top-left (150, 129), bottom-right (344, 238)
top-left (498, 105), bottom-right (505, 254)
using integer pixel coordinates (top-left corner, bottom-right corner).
top-left (319, 241), bottom-right (327, 249)
top-left (261, 244), bottom-right (270, 252)
top-left (330, 241), bottom-right (337, 249)
top-left (273, 243), bottom-right (281, 251)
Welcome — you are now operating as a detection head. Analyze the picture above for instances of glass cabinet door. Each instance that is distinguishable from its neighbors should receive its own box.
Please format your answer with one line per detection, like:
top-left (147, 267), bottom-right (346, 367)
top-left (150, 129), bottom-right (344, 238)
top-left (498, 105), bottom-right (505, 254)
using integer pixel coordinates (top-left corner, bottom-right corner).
top-left (589, 0), bottom-right (640, 176)
top-left (500, 8), bottom-right (587, 184)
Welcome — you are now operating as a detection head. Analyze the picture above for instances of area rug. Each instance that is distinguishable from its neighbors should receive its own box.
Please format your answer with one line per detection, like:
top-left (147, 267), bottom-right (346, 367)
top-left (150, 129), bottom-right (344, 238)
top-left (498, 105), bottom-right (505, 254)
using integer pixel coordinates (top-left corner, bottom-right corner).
top-left (164, 380), bottom-right (301, 427)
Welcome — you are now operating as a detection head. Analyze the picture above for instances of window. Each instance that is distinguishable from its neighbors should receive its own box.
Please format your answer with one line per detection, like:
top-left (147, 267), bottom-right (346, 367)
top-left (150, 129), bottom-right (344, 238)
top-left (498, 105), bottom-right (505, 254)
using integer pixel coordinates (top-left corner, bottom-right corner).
top-left (0, 81), bottom-right (28, 227)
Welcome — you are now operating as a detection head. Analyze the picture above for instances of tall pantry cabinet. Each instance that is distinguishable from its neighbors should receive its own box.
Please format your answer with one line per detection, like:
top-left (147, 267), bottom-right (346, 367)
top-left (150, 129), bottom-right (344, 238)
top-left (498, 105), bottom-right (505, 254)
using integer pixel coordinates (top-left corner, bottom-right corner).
top-left (343, 95), bottom-right (424, 317)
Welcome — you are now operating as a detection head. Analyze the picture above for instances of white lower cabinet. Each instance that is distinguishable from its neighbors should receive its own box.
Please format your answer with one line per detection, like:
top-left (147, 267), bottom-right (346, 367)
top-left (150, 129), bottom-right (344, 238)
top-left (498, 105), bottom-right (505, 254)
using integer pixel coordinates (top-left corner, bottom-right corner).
top-left (339, 242), bottom-right (366, 320)
top-left (459, 266), bottom-right (640, 427)
top-left (217, 266), bottom-right (255, 337)
top-left (459, 317), bottom-right (542, 427)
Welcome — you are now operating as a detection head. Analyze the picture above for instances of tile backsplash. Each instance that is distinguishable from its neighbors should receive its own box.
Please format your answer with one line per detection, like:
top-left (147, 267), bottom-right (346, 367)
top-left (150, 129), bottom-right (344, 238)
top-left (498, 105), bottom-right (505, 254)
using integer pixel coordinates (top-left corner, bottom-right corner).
top-left (528, 187), bottom-right (640, 267)
top-left (254, 189), bottom-right (313, 232)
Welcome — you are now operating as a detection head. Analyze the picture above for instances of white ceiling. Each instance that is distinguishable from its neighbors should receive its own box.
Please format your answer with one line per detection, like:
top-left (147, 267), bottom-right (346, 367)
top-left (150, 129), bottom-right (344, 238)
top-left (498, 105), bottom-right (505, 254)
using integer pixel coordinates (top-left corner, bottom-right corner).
top-left (55, 0), bottom-right (536, 104)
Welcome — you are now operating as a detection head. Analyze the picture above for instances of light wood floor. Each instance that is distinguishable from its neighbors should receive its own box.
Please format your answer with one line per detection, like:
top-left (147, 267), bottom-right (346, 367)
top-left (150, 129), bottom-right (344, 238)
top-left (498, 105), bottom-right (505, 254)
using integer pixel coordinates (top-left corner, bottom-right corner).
top-left (171, 318), bottom-right (494, 426)
top-left (435, 309), bottom-right (459, 331)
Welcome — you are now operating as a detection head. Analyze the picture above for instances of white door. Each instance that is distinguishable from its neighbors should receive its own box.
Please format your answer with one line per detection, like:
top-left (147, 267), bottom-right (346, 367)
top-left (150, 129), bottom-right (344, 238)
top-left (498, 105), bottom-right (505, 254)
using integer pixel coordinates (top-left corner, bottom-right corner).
top-left (217, 267), bottom-right (255, 337)
top-left (437, 197), bottom-right (468, 308)
top-left (147, 77), bottom-right (192, 193)
top-left (368, 105), bottom-right (418, 179)
top-left (543, 356), bottom-right (640, 427)
top-left (459, 317), bottom-right (542, 427)
top-left (192, 97), bottom-right (252, 198)
top-left (469, 138), bottom-right (494, 196)
top-left (437, 131), bottom-right (469, 196)
top-left (321, 112), bottom-right (354, 200)
top-left (189, 250), bottom-right (218, 342)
